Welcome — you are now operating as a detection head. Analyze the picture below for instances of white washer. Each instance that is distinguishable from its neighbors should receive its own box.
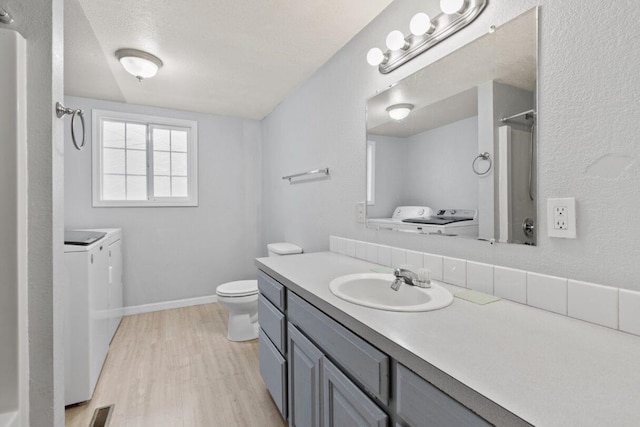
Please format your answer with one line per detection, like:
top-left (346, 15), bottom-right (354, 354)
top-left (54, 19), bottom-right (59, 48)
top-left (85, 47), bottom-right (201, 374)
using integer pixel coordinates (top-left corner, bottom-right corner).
top-left (64, 228), bottom-right (122, 406)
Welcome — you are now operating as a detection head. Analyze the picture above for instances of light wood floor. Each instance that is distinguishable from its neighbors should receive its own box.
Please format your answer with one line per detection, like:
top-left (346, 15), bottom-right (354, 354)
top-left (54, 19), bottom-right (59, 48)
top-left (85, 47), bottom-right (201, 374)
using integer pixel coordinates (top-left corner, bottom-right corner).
top-left (65, 304), bottom-right (287, 427)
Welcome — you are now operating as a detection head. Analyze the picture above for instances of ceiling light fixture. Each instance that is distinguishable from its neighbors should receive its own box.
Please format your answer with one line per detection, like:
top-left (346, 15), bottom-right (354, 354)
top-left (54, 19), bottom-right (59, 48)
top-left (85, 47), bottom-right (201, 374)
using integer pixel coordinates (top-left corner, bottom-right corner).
top-left (115, 48), bottom-right (163, 82)
top-left (366, 0), bottom-right (487, 74)
top-left (387, 104), bottom-right (414, 121)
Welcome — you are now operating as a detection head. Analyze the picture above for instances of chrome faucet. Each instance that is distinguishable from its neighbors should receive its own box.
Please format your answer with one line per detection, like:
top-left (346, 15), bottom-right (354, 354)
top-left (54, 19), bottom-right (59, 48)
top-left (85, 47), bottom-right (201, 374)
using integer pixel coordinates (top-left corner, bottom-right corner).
top-left (391, 267), bottom-right (431, 291)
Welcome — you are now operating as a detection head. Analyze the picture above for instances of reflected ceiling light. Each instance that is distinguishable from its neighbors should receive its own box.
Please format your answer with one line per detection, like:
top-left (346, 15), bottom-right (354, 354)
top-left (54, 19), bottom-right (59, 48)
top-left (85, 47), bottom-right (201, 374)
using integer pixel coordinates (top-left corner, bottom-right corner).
top-left (387, 104), bottom-right (414, 121)
top-left (440, 0), bottom-right (468, 15)
top-left (366, 48), bottom-right (387, 66)
top-left (115, 48), bottom-right (163, 81)
top-left (410, 13), bottom-right (434, 36)
top-left (386, 30), bottom-right (408, 51)
top-left (366, 0), bottom-right (486, 74)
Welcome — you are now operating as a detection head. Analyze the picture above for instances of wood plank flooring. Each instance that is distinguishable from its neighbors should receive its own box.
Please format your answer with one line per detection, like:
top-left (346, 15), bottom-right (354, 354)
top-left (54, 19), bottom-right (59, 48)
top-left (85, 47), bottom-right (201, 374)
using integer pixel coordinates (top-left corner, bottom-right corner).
top-left (65, 304), bottom-right (287, 427)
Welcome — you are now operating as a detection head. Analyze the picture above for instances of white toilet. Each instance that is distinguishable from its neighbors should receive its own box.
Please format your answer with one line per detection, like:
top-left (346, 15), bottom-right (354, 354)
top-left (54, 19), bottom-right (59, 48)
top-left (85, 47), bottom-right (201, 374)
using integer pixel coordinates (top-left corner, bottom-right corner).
top-left (216, 242), bottom-right (303, 341)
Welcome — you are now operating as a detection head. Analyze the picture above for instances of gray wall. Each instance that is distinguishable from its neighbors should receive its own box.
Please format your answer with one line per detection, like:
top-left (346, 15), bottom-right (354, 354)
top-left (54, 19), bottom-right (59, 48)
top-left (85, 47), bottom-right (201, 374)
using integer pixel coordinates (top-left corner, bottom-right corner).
top-left (367, 135), bottom-right (407, 218)
top-left (405, 116), bottom-right (478, 210)
top-left (261, 0), bottom-right (640, 292)
top-left (64, 96), bottom-right (262, 307)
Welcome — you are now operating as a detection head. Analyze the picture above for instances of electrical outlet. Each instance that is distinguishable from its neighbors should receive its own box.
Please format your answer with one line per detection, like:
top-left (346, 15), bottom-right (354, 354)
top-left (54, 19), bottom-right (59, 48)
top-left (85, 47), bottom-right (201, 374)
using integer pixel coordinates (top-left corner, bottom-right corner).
top-left (547, 198), bottom-right (576, 238)
top-left (554, 206), bottom-right (567, 230)
top-left (356, 202), bottom-right (366, 224)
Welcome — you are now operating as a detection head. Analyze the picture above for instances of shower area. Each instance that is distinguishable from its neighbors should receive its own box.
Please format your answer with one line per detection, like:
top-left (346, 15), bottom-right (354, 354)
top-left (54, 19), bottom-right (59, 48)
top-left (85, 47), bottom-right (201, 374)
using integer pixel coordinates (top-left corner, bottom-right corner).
top-left (497, 110), bottom-right (536, 244)
top-left (0, 26), bottom-right (28, 427)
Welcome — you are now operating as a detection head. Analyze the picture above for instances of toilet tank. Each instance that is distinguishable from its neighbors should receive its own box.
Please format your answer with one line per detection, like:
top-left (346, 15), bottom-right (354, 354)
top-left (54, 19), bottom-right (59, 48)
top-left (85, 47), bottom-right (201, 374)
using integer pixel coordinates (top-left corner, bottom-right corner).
top-left (267, 242), bottom-right (303, 257)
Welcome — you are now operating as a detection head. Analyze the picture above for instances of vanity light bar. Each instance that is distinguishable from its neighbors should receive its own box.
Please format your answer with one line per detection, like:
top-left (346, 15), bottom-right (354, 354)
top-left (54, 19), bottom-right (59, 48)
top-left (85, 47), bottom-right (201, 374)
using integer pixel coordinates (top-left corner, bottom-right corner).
top-left (368, 0), bottom-right (488, 74)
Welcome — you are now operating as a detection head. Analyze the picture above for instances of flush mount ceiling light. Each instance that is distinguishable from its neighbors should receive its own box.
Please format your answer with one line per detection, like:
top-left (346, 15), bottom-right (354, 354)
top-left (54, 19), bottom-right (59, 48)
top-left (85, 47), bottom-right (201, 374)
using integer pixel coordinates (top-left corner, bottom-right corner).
top-left (387, 104), bottom-right (414, 121)
top-left (115, 48), bottom-right (163, 81)
top-left (366, 0), bottom-right (487, 74)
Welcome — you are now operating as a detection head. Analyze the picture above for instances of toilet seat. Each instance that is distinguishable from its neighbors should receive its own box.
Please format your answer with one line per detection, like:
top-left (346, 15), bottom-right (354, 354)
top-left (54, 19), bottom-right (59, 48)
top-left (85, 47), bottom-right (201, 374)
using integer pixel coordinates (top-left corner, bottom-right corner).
top-left (216, 280), bottom-right (258, 298)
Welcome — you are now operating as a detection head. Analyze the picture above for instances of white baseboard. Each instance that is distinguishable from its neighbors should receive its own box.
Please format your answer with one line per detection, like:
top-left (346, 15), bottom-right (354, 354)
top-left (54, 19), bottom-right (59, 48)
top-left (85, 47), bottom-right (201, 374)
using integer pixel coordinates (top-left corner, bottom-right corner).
top-left (122, 295), bottom-right (218, 316)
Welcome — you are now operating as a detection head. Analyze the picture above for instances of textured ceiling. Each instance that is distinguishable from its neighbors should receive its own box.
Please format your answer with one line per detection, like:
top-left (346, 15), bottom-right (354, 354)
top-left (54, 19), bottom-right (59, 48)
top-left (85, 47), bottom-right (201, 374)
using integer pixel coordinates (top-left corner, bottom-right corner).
top-left (64, 0), bottom-right (394, 120)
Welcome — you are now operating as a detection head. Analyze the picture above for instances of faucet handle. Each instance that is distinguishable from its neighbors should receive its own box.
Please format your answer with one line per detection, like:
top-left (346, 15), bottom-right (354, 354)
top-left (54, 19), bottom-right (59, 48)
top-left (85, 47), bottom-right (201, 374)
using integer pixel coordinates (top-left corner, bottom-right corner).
top-left (415, 268), bottom-right (432, 288)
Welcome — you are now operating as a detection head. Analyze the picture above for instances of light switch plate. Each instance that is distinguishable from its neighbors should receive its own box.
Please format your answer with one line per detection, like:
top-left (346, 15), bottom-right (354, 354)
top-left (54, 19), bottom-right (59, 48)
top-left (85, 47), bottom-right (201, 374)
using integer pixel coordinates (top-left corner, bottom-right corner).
top-left (547, 197), bottom-right (576, 238)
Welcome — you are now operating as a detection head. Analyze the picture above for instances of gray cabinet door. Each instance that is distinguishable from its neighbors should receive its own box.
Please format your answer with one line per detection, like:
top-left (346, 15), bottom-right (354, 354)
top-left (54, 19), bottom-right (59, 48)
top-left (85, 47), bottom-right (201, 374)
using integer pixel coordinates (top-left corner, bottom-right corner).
top-left (288, 323), bottom-right (323, 427)
top-left (323, 359), bottom-right (388, 427)
top-left (259, 330), bottom-right (287, 419)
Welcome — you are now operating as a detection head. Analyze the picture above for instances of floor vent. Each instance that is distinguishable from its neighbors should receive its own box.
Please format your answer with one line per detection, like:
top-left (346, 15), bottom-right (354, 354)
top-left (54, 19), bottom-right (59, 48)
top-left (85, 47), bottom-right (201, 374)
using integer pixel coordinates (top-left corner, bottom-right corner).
top-left (88, 404), bottom-right (114, 427)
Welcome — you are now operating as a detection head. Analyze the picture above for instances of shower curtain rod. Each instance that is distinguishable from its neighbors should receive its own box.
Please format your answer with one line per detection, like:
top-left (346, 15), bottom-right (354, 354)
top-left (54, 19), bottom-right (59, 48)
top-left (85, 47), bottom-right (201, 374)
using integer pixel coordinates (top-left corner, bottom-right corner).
top-left (501, 109), bottom-right (536, 123)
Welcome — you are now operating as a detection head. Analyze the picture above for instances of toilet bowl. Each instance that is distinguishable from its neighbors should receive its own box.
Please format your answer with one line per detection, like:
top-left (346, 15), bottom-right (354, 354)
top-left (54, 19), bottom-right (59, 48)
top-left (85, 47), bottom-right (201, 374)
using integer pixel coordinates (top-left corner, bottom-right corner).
top-left (216, 242), bottom-right (302, 341)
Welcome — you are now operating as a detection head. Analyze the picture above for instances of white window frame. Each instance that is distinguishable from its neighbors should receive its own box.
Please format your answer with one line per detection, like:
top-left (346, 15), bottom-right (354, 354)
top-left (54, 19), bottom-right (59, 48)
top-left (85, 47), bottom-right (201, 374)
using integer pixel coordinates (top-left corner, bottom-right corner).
top-left (92, 109), bottom-right (198, 207)
top-left (366, 140), bottom-right (376, 205)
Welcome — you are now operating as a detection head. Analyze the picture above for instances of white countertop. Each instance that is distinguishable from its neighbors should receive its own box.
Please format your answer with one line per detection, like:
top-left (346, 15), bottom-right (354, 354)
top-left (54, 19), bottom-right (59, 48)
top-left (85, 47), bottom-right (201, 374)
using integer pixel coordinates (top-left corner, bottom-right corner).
top-left (256, 251), bottom-right (640, 427)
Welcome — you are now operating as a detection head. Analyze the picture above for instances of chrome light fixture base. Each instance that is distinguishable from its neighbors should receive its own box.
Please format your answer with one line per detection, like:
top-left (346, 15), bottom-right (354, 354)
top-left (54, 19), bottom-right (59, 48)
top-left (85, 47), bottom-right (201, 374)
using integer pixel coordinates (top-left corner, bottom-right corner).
top-left (378, 0), bottom-right (487, 74)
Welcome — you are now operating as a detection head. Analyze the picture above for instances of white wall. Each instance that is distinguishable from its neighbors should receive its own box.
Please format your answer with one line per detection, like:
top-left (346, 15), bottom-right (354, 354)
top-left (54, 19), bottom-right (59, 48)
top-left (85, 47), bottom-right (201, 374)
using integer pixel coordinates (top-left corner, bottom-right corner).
top-left (64, 96), bottom-right (262, 307)
top-left (262, 0), bottom-right (640, 292)
top-left (6, 0), bottom-right (65, 425)
top-left (0, 28), bottom-right (24, 417)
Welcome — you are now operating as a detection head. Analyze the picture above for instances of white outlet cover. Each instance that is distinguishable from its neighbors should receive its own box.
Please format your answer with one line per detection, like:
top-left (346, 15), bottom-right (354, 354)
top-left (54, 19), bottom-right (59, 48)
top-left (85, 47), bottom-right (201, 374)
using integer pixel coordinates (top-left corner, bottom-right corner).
top-left (547, 197), bottom-right (576, 238)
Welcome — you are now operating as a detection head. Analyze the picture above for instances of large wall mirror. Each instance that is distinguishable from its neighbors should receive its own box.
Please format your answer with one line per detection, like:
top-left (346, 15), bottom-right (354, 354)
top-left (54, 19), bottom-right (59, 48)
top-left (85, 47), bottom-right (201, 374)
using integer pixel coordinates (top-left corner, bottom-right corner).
top-left (366, 8), bottom-right (537, 245)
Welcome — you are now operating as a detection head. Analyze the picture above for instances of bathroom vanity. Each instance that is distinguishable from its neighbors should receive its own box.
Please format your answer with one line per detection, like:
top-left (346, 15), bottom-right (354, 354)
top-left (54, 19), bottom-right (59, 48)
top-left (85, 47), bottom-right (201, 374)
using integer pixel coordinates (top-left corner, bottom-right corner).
top-left (256, 251), bottom-right (640, 426)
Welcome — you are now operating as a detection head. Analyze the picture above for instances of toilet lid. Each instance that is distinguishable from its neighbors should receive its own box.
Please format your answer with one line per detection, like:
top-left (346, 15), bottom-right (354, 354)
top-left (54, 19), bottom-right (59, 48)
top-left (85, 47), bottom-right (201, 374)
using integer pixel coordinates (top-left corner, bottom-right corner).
top-left (216, 280), bottom-right (258, 297)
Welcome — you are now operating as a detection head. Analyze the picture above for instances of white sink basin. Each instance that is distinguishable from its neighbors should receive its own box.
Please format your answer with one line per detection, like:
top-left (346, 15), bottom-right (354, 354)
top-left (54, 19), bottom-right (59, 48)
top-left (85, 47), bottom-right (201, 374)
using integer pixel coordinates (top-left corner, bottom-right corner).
top-left (329, 273), bottom-right (453, 312)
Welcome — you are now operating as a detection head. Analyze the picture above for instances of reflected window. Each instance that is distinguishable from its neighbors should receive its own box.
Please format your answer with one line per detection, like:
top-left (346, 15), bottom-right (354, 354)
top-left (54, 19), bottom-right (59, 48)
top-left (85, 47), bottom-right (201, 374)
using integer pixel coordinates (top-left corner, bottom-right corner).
top-left (367, 140), bottom-right (376, 205)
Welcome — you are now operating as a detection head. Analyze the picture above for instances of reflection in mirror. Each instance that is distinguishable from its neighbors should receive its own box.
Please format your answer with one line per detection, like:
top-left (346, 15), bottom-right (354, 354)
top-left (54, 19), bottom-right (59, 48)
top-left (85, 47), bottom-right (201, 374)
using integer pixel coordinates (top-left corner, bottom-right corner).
top-left (366, 8), bottom-right (537, 245)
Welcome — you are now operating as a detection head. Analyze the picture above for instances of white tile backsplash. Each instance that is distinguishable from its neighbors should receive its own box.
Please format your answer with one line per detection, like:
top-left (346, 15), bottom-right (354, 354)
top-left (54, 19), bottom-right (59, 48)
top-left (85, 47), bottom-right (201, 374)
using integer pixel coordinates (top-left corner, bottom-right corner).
top-left (424, 253), bottom-right (443, 281)
top-left (365, 243), bottom-right (378, 263)
top-left (466, 262), bottom-right (494, 294)
top-left (619, 289), bottom-right (640, 335)
top-left (328, 235), bottom-right (638, 337)
top-left (391, 247), bottom-right (407, 267)
top-left (494, 266), bottom-right (527, 304)
top-left (377, 245), bottom-right (392, 267)
top-left (329, 236), bottom-right (338, 253)
top-left (355, 241), bottom-right (367, 260)
top-left (405, 250), bottom-right (424, 269)
top-left (527, 272), bottom-right (567, 315)
top-left (443, 257), bottom-right (466, 287)
top-left (567, 280), bottom-right (618, 329)
top-left (345, 239), bottom-right (356, 257)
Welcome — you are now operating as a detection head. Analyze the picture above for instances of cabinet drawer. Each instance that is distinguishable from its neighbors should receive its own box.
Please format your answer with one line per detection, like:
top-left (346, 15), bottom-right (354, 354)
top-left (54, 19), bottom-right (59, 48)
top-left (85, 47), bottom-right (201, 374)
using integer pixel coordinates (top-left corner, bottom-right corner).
top-left (258, 294), bottom-right (286, 355)
top-left (259, 330), bottom-right (287, 419)
top-left (258, 270), bottom-right (286, 311)
top-left (288, 292), bottom-right (389, 404)
top-left (323, 358), bottom-right (388, 427)
top-left (396, 364), bottom-right (490, 427)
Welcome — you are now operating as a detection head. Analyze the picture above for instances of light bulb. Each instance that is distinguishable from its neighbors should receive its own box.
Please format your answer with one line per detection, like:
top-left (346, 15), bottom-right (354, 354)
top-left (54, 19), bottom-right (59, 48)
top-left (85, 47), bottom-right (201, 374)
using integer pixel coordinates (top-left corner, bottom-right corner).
top-left (440, 0), bottom-right (467, 14)
top-left (410, 13), bottom-right (434, 36)
top-left (386, 104), bottom-right (414, 121)
top-left (366, 48), bottom-right (386, 66)
top-left (119, 57), bottom-right (159, 79)
top-left (386, 30), bottom-right (407, 51)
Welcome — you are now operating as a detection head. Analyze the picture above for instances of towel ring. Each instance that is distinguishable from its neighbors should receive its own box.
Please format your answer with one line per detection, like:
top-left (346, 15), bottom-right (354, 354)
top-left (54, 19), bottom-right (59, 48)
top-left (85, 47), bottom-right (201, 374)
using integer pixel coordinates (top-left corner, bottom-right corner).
top-left (472, 152), bottom-right (492, 176)
top-left (56, 102), bottom-right (86, 151)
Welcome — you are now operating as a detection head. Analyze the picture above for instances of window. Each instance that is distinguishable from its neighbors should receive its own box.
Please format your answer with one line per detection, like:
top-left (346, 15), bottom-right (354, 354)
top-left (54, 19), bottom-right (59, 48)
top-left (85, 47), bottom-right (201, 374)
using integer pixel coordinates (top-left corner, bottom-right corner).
top-left (366, 140), bottom-right (375, 205)
top-left (92, 110), bottom-right (198, 207)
